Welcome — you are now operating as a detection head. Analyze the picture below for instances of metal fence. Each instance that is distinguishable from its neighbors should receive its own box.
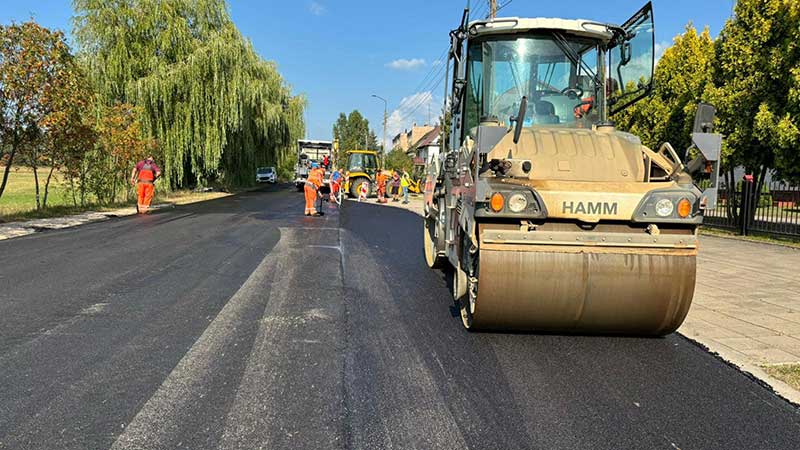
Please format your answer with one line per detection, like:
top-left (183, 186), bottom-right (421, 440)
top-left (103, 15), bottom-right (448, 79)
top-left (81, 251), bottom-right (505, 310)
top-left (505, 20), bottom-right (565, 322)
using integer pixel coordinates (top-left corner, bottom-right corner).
top-left (702, 180), bottom-right (800, 238)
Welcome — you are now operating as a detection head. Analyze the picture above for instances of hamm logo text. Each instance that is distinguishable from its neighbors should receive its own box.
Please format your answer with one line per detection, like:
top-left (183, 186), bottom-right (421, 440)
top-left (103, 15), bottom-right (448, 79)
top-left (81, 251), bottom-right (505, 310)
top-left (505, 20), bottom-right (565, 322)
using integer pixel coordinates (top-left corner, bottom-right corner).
top-left (562, 201), bottom-right (618, 216)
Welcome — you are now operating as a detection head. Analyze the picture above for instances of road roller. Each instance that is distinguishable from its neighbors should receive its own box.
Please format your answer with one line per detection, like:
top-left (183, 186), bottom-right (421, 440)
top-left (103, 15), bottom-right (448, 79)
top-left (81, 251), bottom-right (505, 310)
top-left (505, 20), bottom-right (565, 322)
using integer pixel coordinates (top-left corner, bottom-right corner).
top-left (422, 3), bottom-right (722, 335)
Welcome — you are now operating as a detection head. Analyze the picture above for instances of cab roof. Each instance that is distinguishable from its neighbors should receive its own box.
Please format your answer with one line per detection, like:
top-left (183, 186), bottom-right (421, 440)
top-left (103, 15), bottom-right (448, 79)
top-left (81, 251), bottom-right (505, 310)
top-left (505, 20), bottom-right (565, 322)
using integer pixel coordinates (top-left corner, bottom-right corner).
top-left (468, 17), bottom-right (615, 42)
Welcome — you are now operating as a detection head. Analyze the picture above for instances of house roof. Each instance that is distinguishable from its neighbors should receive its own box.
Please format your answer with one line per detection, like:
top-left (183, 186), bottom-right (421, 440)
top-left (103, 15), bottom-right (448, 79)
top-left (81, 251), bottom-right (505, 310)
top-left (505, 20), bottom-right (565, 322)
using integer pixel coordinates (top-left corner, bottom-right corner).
top-left (412, 126), bottom-right (441, 149)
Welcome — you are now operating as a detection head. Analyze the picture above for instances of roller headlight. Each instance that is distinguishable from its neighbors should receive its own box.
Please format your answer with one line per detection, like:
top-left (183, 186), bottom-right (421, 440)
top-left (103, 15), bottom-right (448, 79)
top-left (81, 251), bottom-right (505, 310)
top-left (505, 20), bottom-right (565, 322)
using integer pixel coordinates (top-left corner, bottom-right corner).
top-left (655, 198), bottom-right (674, 217)
top-left (508, 193), bottom-right (528, 213)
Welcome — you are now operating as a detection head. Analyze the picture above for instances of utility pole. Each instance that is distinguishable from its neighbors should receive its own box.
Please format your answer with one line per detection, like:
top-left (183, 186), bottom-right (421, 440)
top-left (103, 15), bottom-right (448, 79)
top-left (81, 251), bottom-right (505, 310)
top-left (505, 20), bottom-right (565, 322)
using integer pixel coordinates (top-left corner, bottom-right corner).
top-left (489, 0), bottom-right (497, 19)
top-left (371, 94), bottom-right (388, 154)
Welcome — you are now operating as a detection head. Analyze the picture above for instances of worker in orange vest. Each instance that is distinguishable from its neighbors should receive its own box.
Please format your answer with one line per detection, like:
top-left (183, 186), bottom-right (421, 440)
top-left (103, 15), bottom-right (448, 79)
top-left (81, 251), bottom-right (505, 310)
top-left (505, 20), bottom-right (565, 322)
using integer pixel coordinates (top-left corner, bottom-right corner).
top-left (130, 156), bottom-right (161, 214)
top-left (375, 169), bottom-right (387, 203)
top-left (304, 162), bottom-right (324, 216)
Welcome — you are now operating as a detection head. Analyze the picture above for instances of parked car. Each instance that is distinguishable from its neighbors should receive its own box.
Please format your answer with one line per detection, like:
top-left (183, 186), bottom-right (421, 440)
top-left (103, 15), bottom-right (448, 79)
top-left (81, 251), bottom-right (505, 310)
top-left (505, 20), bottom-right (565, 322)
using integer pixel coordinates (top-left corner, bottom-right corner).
top-left (256, 166), bottom-right (276, 184)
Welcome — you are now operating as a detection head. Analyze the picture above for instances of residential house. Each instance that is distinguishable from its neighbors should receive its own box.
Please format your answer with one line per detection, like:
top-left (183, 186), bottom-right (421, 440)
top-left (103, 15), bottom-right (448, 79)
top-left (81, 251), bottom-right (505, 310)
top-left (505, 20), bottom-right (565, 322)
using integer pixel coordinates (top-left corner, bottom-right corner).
top-left (408, 126), bottom-right (441, 167)
top-left (392, 123), bottom-right (436, 151)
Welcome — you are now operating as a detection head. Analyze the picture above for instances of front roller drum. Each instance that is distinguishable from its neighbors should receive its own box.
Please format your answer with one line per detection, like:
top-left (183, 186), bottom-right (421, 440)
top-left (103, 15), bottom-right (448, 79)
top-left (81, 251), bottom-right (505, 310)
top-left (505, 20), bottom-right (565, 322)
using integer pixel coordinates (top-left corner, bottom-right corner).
top-left (468, 248), bottom-right (696, 336)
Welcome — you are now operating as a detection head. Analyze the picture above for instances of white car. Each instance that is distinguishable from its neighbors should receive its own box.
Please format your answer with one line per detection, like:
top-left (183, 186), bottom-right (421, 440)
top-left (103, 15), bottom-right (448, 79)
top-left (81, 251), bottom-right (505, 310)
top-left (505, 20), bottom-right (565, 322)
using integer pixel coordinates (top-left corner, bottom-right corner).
top-left (256, 167), bottom-right (276, 184)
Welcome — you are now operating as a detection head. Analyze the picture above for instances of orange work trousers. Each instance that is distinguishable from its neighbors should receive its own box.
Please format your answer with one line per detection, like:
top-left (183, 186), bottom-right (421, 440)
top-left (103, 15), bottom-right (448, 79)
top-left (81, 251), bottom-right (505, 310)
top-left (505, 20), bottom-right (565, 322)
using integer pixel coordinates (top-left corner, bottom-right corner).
top-left (137, 182), bottom-right (155, 214)
top-left (304, 183), bottom-right (318, 215)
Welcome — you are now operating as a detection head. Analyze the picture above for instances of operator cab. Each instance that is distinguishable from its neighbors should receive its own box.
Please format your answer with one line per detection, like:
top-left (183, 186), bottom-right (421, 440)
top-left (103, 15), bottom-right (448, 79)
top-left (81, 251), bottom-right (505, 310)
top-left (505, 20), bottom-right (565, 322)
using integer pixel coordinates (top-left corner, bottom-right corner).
top-left (346, 151), bottom-right (378, 175)
top-left (460, 4), bottom-right (655, 137)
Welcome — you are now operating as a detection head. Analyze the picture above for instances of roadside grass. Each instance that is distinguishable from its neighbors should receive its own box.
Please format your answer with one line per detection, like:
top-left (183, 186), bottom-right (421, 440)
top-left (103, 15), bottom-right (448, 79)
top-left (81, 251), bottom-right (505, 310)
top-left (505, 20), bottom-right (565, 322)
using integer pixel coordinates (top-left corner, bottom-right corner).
top-left (700, 226), bottom-right (800, 249)
top-left (762, 364), bottom-right (800, 391)
top-left (0, 167), bottom-right (74, 217)
top-left (1, 166), bottom-right (233, 223)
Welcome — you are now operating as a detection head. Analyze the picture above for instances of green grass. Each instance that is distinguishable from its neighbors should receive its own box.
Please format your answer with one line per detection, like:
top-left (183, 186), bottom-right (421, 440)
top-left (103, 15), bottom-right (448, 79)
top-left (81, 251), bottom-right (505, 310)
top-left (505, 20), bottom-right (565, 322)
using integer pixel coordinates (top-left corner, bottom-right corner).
top-left (0, 167), bottom-right (75, 217)
top-left (762, 364), bottom-right (800, 391)
top-left (0, 166), bottom-right (233, 223)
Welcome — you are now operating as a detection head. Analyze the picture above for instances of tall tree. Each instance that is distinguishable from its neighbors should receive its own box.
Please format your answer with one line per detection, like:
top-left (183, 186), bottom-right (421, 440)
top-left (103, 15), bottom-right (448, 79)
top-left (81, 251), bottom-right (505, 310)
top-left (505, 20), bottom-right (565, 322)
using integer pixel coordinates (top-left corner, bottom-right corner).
top-left (38, 50), bottom-right (96, 209)
top-left (332, 110), bottom-right (378, 166)
top-left (93, 104), bottom-right (155, 203)
top-left (711, 0), bottom-right (800, 186)
top-left (72, 0), bottom-right (305, 187)
top-left (0, 21), bottom-right (85, 202)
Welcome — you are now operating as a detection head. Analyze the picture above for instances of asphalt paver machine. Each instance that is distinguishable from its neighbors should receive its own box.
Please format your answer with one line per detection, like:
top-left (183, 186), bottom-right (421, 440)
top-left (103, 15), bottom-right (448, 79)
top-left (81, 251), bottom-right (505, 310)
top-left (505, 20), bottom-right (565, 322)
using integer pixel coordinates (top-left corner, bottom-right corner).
top-left (423, 2), bottom-right (722, 334)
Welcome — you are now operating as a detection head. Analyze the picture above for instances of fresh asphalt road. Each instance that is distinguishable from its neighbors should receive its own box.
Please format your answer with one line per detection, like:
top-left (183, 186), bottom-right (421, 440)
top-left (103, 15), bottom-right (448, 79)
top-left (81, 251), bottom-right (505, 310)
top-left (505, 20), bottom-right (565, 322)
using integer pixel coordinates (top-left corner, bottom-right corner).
top-left (0, 186), bottom-right (798, 450)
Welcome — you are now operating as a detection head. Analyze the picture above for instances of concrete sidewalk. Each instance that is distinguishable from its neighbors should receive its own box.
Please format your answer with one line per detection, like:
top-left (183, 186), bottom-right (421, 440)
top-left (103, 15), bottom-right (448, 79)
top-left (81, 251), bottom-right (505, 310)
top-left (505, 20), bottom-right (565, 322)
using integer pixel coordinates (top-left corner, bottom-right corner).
top-left (681, 235), bottom-right (800, 401)
top-left (683, 237), bottom-right (800, 364)
top-left (371, 195), bottom-right (800, 401)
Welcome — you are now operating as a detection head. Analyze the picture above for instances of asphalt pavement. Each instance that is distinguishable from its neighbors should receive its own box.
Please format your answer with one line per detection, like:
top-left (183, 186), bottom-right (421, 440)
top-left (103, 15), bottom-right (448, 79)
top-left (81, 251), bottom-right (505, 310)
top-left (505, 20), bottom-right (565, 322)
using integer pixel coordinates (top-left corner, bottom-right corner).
top-left (0, 185), bottom-right (798, 450)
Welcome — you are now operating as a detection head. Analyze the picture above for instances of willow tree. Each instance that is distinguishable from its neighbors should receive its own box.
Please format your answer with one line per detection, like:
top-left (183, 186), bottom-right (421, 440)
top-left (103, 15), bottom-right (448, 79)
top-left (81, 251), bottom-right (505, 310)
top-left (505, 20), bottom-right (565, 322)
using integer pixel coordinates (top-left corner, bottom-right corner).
top-left (72, 0), bottom-right (305, 187)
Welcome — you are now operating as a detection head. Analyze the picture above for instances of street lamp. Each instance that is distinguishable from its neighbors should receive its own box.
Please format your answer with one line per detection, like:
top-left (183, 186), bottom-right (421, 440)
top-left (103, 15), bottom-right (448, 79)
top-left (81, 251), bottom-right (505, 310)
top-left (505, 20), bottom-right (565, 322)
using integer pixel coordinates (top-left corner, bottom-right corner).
top-left (371, 94), bottom-right (388, 154)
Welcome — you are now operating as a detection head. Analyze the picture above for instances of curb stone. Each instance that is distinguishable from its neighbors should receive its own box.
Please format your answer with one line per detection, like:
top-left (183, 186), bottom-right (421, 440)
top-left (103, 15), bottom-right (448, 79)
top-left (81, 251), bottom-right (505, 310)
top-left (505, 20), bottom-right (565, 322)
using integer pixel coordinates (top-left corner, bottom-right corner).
top-left (0, 203), bottom-right (174, 241)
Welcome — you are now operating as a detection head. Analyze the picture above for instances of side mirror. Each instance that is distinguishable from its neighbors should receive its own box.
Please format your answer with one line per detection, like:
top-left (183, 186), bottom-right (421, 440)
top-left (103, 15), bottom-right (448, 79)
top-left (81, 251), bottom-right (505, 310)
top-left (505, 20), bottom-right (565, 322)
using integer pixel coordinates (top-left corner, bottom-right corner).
top-left (445, 152), bottom-right (457, 176)
top-left (693, 103), bottom-right (716, 133)
top-left (512, 96), bottom-right (528, 144)
top-left (619, 42), bottom-right (632, 65)
top-left (451, 79), bottom-right (466, 115)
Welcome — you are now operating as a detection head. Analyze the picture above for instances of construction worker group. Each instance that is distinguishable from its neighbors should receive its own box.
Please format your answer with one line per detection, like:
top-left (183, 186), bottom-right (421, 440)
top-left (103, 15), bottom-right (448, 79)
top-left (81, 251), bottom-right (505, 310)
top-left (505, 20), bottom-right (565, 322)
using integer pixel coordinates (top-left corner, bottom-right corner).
top-left (129, 155), bottom-right (409, 218)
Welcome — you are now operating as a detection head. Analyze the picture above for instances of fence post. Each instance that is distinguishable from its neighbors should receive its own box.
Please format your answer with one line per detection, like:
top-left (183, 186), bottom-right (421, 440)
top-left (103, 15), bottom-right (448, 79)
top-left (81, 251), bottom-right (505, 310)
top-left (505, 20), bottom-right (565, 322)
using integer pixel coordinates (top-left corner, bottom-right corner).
top-left (741, 174), bottom-right (754, 236)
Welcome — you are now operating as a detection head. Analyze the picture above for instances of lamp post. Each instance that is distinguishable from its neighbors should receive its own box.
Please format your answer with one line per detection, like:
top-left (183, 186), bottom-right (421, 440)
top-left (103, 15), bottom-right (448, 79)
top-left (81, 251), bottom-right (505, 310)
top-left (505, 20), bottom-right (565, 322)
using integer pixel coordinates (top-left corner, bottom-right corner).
top-left (371, 94), bottom-right (388, 154)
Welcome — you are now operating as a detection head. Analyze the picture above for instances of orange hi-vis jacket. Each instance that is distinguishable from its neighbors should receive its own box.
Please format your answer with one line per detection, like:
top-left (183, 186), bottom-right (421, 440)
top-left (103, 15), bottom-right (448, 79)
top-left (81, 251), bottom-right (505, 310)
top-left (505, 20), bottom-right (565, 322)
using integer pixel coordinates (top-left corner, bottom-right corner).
top-left (304, 167), bottom-right (324, 215)
top-left (376, 172), bottom-right (387, 193)
top-left (138, 161), bottom-right (157, 183)
top-left (307, 167), bottom-right (324, 188)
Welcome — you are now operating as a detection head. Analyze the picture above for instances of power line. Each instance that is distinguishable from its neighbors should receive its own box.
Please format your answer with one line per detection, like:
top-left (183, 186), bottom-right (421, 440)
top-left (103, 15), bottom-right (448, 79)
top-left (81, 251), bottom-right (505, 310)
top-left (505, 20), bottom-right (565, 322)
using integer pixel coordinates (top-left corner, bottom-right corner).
top-left (396, 74), bottom-right (446, 124)
top-left (393, 1), bottom-right (496, 129)
top-left (407, 47), bottom-right (448, 99)
top-left (395, 67), bottom-right (446, 123)
top-left (495, 0), bottom-right (513, 16)
top-left (393, 48), bottom-right (450, 124)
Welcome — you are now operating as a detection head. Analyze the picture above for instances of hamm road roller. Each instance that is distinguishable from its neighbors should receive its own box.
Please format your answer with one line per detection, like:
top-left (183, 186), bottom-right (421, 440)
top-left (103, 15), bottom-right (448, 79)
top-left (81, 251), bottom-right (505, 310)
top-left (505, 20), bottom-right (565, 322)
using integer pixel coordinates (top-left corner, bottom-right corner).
top-left (423, 3), bottom-right (721, 335)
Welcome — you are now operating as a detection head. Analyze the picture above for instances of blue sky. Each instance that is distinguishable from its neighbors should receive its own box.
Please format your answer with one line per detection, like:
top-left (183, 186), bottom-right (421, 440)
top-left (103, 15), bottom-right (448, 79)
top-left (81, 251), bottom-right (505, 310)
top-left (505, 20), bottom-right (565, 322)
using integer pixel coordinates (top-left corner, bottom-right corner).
top-left (1, 0), bottom-right (735, 147)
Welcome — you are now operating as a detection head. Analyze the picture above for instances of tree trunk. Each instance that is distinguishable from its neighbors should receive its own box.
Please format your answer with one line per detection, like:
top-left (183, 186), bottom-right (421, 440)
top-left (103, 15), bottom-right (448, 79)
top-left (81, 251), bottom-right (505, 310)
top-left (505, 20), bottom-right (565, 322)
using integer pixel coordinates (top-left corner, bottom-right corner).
top-left (724, 167), bottom-right (736, 222)
top-left (32, 161), bottom-right (41, 210)
top-left (748, 164), bottom-right (768, 228)
top-left (79, 160), bottom-right (89, 207)
top-left (0, 137), bottom-right (18, 200)
top-left (111, 160), bottom-right (118, 204)
top-left (69, 176), bottom-right (77, 207)
top-left (43, 165), bottom-right (56, 208)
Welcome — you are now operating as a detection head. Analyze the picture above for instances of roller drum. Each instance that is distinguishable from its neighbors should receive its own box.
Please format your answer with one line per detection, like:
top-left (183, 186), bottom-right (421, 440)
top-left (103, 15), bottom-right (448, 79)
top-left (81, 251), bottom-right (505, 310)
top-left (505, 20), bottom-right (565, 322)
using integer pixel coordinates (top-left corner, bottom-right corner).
top-left (472, 247), bottom-right (696, 335)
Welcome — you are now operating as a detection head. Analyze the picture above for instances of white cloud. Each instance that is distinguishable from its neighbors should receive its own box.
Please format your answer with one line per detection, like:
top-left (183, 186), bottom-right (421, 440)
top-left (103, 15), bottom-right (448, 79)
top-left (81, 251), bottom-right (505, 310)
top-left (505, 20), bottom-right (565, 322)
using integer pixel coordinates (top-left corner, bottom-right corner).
top-left (385, 58), bottom-right (426, 71)
top-left (385, 91), bottom-right (440, 149)
top-left (654, 40), bottom-right (670, 66)
top-left (308, 1), bottom-right (325, 16)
